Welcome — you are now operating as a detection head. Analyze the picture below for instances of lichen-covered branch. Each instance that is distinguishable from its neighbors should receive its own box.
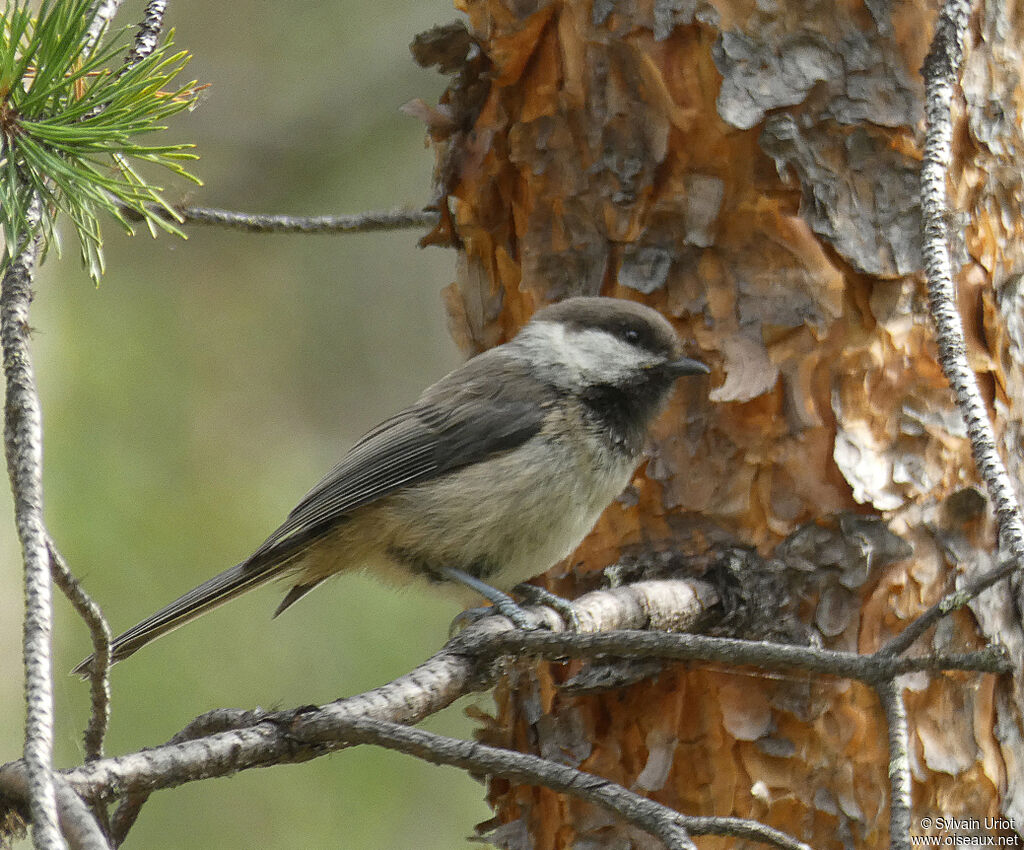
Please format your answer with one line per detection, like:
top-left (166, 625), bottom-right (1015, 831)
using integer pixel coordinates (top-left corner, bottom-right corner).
top-left (46, 541), bottom-right (111, 762)
top-left (921, 2), bottom-right (1024, 571)
top-left (6, 581), bottom-right (717, 812)
top-left (0, 768), bottom-right (109, 850)
top-left (470, 630), bottom-right (1009, 681)
top-left (341, 717), bottom-right (814, 850)
top-left (123, 0), bottom-right (167, 68)
top-left (172, 205), bottom-right (439, 234)
top-left (83, 0), bottom-right (124, 52)
top-left (0, 580), bottom-right (715, 840)
top-left (1, 232), bottom-right (63, 850)
top-left (108, 710), bottom-right (251, 847)
top-left (0, 574), bottom-right (1008, 849)
top-left (49, 777), bottom-right (109, 850)
top-left (878, 680), bottom-right (912, 850)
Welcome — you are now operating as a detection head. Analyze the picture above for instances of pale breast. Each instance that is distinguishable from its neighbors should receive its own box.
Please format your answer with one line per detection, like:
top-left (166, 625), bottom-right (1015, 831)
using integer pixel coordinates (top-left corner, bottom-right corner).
top-left (374, 408), bottom-right (639, 590)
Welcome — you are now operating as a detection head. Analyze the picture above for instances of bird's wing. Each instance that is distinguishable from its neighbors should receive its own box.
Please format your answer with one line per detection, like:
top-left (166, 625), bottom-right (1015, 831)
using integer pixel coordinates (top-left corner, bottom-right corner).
top-left (72, 353), bottom-right (552, 675)
top-left (245, 352), bottom-right (552, 567)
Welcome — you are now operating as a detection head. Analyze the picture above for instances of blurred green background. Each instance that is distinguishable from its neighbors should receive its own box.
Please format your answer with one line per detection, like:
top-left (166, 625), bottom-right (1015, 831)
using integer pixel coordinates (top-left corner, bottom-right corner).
top-left (0, 0), bottom-right (498, 847)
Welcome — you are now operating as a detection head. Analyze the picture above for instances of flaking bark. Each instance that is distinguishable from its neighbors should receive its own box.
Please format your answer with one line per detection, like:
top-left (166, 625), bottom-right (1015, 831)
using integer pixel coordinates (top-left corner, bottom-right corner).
top-left (420, 0), bottom-right (1024, 846)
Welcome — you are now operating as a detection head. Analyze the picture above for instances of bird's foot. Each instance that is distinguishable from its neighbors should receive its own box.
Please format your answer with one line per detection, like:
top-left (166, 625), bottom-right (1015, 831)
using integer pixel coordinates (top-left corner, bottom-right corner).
top-left (513, 583), bottom-right (581, 632)
top-left (449, 599), bottom-right (536, 634)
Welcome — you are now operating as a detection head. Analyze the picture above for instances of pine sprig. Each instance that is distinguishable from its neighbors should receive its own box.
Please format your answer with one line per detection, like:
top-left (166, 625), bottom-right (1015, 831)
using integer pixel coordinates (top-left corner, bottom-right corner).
top-left (0, 0), bottom-right (201, 280)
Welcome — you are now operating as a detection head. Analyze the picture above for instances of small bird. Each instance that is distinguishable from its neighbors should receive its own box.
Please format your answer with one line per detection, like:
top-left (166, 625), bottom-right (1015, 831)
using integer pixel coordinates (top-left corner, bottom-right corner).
top-left (74, 296), bottom-right (708, 675)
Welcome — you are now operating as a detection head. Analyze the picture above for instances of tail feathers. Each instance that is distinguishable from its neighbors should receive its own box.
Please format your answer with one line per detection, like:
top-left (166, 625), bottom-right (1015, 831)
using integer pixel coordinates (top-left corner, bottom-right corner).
top-left (272, 579), bottom-right (325, 618)
top-left (72, 561), bottom-right (283, 677)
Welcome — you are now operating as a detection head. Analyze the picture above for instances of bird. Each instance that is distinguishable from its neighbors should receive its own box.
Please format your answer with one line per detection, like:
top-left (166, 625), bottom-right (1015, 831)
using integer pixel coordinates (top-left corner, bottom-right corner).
top-left (73, 296), bottom-right (709, 675)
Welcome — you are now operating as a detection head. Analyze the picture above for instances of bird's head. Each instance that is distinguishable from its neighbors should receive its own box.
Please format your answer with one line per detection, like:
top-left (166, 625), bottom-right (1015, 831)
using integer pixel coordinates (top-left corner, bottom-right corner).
top-left (510, 297), bottom-right (709, 396)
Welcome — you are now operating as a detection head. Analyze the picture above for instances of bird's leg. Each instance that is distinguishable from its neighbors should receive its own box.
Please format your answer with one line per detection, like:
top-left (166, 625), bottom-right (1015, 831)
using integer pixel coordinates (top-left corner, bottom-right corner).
top-left (439, 566), bottom-right (536, 630)
top-left (440, 567), bottom-right (581, 632)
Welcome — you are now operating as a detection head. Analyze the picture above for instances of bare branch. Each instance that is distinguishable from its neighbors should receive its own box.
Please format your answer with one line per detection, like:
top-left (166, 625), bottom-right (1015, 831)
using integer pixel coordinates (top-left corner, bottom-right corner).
top-left (880, 556), bottom-right (1015, 657)
top-left (46, 541), bottom-right (111, 762)
top-left (2, 231), bottom-right (63, 850)
top-left (109, 710), bottom-right (252, 847)
top-left (919, 3), bottom-right (1024, 587)
top-left (345, 718), bottom-right (697, 850)
top-left (1, 710), bottom-right (817, 850)
top-left (468, 629), bottom-right (1010, 682)
top-left (51, 779), bottom-right (109, 850)
top-left (679, 816), bottom-right (816, 850)
top-left (0, 766), bottom-right (109, 850)
top-left (171, 205), bottom-right (439, 234)
top-left (0, 581), bottom-right (716, 824)
top-left (0, 574), bottom-right (1006, 847)
top-left (124, 0), bottom-right (167, 69)
top-left (341, 717), bottom-right (814, 850)
top-left (877, 680), bottom-right (912, 850)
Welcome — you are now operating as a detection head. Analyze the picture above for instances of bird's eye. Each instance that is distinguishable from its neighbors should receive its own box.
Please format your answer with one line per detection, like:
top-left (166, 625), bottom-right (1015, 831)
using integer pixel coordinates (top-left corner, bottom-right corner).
top-left (623, 328), bottom-right (641, 345)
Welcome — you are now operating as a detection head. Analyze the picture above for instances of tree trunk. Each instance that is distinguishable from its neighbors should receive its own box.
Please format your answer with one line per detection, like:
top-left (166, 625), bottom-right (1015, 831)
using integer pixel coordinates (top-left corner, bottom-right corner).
top-left (419, 0), bottom-right (1024, 846)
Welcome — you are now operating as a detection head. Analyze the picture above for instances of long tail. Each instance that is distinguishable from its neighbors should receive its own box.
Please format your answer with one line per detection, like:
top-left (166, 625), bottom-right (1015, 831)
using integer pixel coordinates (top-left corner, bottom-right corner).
top-left (72, 560), bottom-right (285, 677)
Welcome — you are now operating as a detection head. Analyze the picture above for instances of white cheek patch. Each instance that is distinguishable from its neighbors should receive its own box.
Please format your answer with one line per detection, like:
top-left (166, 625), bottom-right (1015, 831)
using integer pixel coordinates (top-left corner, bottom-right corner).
top-left (566, 327), bottom-right (652, 381)
top-left (513, 321), bottom-right (655, 386)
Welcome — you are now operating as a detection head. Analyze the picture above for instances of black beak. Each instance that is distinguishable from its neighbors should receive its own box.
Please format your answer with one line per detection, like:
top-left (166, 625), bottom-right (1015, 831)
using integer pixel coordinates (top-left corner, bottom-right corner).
top-left (666, 356), bottom-right (710, 377)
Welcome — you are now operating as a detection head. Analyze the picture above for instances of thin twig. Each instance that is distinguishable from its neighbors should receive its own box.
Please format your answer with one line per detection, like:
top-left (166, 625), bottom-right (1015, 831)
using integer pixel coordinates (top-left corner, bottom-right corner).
top-left (919, 3), bottom-right (1024, 603)
top-left (467, 630), bottom-right (1010, 681)
top-left (883, 0), bottom-right (1024, 664)
top-left (171, 205), bottom-right (439, 234)
top-left (124, 0), bottom-right (167, 69)
top-left (877, 680), bottom-right (912, 850)
top-left (880, 556), bottom-right (1015, 657)
top-left (338, 717), bottom-right (813, 850)
top-left (343, 718), bottom-right (696, 850)
top-left (47, 540), bottom-right (111, 762)
top-left (2, 230), bottom-right (63, 850)
top-left (681, 816), bottom-right (816, 849)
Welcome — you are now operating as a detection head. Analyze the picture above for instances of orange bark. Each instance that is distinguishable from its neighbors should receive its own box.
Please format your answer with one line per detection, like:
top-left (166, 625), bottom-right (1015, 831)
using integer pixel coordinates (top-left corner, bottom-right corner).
top-left (416, 0), bottom-right (1024, 845)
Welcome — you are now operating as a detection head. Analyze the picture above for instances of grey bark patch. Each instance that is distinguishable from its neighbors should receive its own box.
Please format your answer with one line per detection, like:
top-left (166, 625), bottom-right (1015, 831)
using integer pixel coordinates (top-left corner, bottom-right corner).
top-left (713, 30), bottom-right (841, 130)
top-left (713, 24), bottom-right (920, 131)
top-left (820, 32), bottom-right (920, 128)
top-left (619, 245), bottom-right (674, 294)
top-left (760, 116), bottom-right (921, 277)
top-left (653, 0), bottom-right (697, 40)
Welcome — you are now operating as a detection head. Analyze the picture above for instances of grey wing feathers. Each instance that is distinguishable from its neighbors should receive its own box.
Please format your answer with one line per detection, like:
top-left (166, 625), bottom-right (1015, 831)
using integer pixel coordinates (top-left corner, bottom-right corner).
top-left (246, 412), bottom-right (441, 562)
top-left (247, 353), bottom-right (551, 564)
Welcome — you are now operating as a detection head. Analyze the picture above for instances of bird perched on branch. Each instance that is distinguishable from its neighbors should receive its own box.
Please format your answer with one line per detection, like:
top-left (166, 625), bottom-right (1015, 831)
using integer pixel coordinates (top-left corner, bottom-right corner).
top-left (74, 296), bottom-right (708, 675)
